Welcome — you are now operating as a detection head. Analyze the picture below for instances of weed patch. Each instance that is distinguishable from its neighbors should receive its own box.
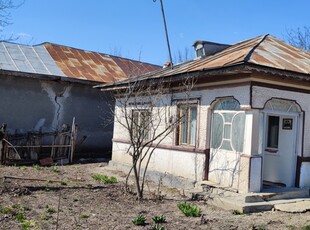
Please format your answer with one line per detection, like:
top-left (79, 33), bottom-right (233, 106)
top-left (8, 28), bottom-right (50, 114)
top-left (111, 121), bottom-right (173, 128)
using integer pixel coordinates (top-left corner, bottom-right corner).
top-left (0, 207), bottom-right (12, 214)
top-left (46, 207), bottom-right (56, 214)
top-left (20, 220), bottom-right (37, 230)
top-left (152, 225), bottom-right (167, 230)
top-left (152, 214), bottom-right (166, 224)
top-left (41, 215), bottom-right (49, 220)
top-left (177, 202), bottom-right (201, 217)
top-left (92, 174), bottom-right (117, 184)
top-left (16, 212), bottom-right (26, 222)
top-left (79, 214), bottom-right (90, 219)
top-left (132, 214), bottom-right (146, 226)
top-left (32, 164), bottom-right (42, 170)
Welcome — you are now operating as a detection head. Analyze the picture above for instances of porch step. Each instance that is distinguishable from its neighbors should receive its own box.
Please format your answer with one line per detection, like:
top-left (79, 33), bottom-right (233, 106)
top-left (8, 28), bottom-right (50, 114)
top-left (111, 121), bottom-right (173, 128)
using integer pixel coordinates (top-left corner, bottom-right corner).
top-left (206, 196), bottom-right (310, 213)
top-left (194, 181), bottom-right (310, 213)
top-left (245, 188), bottom-right (310, 203)
top-left (200, 181), bottom-right (310, 203)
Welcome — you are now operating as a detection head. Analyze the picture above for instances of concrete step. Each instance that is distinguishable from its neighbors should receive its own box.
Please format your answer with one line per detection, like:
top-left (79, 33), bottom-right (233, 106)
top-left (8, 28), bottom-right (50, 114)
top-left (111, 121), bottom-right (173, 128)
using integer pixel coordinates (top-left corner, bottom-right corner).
top-left (200, 181), bottom-right (310, 203)
top-left (206, 195), bottom-right (310, 213)
top-left (206, 196), bottom-right (274, 213)
top-left (245, 189), bottom-right (310, 203)
top-left (197, 181), bottom-right (310, 213)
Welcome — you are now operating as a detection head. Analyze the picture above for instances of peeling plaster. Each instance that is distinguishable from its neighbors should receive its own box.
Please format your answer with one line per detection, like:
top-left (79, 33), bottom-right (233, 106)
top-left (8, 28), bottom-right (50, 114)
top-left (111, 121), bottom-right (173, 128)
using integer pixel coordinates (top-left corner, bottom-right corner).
top-left (40, 82), bottom-right (72, 130)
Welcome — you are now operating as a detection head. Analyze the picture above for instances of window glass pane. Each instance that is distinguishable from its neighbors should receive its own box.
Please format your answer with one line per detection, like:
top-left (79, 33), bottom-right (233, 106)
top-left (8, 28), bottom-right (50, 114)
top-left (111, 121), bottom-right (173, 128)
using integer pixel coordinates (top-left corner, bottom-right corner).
top-left (190, 107), bottom-right (197, 145)
top-left (265, 99), bottom-right (300, 113)
top-left (131, 110), bottom-right (151, 141)
top-left (181, 109), bottom-right (188, 144)
top-left (223, 124), bottom-right (231, 139)
top-left (271, 100), bottom-right (290, 112)
top-left (132, 111), bottom-right (139, 139)
top-left (223, 113), bottom-right (234, 122)
top-left (196, 48), bottom-right (204, 57)
top-left (141, 111), bottom-right (150, 140)
top-left (213, 98), bottom-right (240, 111)
top-left (267, 116), bottom-right (279, 148)
top-left (222, 99), bottom-right (240, 110)
top-left (211, 113), bottom-right (223, 149)
top-left (222, 140), bottom-right (233, 151)
top-left (231, 112), bottom-right (245, 152)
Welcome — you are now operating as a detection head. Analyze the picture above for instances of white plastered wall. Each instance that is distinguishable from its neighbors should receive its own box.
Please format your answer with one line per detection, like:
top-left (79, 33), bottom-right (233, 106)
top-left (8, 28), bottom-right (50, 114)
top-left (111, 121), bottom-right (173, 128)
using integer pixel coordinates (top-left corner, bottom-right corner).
top-left (111, 85), bottom-right (252, 185)
top-left (252, 86), bottom-right (310, 188)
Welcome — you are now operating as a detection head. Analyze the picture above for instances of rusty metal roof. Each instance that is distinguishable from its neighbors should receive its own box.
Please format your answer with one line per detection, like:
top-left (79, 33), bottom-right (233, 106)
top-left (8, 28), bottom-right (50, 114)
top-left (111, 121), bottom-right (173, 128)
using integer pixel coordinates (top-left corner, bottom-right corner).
top-left (163, 34), bottom-right (310, 76)
top-left (43, 43), bottom-right (160, 83)
top-left (96, 34), bottom-right (310, 88)
top-left (0, 41), bottom-right (160, 84)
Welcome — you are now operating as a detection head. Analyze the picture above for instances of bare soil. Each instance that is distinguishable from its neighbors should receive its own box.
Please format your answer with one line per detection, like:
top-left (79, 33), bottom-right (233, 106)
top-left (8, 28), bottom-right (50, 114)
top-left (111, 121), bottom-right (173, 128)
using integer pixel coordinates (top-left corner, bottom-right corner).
top-left (0, 162), bottom-right (310, 230)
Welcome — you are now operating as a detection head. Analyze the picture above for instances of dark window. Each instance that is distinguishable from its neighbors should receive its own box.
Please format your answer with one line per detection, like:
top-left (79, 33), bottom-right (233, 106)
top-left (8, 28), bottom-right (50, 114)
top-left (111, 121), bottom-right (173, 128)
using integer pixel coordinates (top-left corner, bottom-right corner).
top-left (267, 116), bottom-right (279, 148)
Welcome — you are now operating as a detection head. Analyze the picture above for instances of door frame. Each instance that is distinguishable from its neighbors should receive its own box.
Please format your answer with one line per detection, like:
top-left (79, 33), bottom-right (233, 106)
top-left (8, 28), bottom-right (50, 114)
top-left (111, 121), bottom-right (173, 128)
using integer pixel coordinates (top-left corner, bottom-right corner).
top-left (261, 111), bottom-right (300, 187)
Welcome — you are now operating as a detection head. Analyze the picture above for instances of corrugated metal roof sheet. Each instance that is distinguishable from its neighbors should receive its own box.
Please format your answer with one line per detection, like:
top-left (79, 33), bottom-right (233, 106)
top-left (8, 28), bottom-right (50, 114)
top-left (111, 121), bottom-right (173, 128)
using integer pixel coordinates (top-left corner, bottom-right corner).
top-left (0, 42), bottom-right (65, 76)
top-left (250, 35), bottom-right (310, 74)
top-left (43, 43), bottom-right (160, 83)
top-left (97, 34), bottom-right (310, 89)
top-left (0, 41), bottom-right (160, 84)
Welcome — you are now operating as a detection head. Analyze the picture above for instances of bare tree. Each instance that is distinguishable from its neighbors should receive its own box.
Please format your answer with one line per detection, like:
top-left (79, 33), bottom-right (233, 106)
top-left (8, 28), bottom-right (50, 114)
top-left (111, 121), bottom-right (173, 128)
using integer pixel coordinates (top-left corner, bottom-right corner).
top-left (111, 76), bottom-right (196, 200)
top-left (173, 47), bottom-right (193, 64)
top-left (0, 0), bottom-right (24, 40)
top-left (285, 26), bottom-right (310, 51)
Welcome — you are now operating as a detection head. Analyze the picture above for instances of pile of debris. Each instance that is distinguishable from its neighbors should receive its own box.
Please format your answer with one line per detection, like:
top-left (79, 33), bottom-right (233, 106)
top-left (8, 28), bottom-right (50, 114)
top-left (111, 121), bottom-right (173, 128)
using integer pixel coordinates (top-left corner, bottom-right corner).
top-left (0, 118), bottom-right (77, 166)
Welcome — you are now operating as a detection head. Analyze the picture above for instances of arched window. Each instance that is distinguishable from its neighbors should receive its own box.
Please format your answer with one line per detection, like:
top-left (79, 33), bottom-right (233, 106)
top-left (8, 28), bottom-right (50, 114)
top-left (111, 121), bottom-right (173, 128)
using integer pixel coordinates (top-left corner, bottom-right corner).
top-left (264, 98), bottom-right (301, 113)
top-left (213, 98), bottom-right (241, 110)
top-left (211, 98), bottom-right (245, 152)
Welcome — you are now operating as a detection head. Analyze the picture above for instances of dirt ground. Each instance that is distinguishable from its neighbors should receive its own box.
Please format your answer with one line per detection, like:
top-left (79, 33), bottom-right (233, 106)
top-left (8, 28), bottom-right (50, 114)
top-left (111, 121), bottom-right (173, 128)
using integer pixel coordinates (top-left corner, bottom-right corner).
top-left (0, 162), bottom-right (310, 230)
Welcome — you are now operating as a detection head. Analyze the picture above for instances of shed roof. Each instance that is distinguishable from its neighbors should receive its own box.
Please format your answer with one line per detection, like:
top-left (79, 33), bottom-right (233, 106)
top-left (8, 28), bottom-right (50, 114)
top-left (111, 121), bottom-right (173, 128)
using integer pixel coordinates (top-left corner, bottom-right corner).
top-left (96, 34), bottom-right (310, 88)
top-left (0, 41), bottom-right (160, 84)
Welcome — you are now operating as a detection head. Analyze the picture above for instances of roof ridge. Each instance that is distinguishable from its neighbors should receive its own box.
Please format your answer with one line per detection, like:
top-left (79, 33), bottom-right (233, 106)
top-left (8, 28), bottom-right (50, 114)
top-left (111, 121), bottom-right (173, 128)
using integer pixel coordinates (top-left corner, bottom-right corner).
top-left (244, 34), bottom-right (269, 62)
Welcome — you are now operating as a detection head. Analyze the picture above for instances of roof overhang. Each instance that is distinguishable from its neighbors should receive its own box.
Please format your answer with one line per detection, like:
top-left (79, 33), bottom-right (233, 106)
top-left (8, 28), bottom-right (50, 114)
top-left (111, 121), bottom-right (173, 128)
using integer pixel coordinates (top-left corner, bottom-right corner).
top-left (95, 63), bottom-right (310, 92)
top-left (0, 69), bottom-right (104, 86)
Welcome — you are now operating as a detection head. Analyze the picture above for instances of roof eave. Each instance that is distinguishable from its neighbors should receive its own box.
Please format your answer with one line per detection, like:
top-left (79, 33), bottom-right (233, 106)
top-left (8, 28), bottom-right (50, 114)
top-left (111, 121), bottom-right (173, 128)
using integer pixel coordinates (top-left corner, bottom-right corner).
top-left (0, 69), bottom-right (104, 85)
top-left (96, 63), bottom-right (310, 92)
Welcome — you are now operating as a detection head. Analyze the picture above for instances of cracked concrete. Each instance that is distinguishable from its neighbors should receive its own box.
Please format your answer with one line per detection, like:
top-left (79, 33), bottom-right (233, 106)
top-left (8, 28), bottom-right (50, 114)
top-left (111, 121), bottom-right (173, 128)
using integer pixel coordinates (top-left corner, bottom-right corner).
top-left (41, 82), bottom-right (72, 130)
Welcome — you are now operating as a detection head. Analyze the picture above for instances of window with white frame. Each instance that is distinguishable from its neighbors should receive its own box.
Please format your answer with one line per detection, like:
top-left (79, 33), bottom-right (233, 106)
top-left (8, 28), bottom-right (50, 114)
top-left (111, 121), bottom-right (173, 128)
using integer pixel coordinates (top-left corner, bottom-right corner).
top-left (132, 110), bottom-right (151, 141)
top-left (211, 98), bottom-right (245, 152)
top-left (178, 104), bottom-right (197, 146)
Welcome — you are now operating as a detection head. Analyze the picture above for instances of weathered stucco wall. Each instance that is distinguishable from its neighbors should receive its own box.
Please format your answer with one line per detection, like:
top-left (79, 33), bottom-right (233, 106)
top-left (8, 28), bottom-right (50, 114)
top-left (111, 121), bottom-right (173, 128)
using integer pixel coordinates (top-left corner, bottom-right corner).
top-left (112, 142), bottom-right (206, 183)
top-left (112, 82), bottom-right (310, 190)
top-left (111, 84), bottom-right (251, 186)
top-left (0, 75), bottom-right (113, 156)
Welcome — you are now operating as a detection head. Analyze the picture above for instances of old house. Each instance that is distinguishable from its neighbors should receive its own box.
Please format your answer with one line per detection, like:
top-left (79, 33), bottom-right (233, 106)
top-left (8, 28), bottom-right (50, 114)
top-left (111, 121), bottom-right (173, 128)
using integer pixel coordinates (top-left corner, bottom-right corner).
top-left (0, 41), bottom-right (159, 163)
top-left (97, 34), bottom-right (310, 193)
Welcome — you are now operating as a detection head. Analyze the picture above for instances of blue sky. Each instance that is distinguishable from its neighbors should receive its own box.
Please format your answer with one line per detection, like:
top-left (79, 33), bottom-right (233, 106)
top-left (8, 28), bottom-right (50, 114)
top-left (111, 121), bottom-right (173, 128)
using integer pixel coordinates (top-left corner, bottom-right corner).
top-left (4, 0), bottom-right (310, 65)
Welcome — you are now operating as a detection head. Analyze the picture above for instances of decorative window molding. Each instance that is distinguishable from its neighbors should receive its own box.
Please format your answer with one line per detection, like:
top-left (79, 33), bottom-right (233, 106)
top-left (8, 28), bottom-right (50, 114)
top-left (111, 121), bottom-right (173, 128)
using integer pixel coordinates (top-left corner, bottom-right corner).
top-left (213, 98), bottom-right (241, 110)
top-left (211, 98), bottom-right (245, 152)
top-left (264, 98), bottom-right (301, 113)
top-left (176, 102), bottom-right (198, 146)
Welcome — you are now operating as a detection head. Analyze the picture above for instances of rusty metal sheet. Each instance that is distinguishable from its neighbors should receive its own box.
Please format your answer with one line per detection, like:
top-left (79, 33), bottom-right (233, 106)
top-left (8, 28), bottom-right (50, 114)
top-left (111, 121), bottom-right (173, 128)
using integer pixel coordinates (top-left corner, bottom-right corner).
top-left (107, 34), bottom-right (310, 86)
top-left (44, 43), bottom-right (160, 83)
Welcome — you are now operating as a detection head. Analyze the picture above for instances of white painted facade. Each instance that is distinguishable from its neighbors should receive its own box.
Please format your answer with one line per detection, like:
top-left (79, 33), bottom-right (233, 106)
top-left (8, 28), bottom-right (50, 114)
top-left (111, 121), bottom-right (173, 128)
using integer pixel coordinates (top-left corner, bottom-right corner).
top-left (111, 81), bottom-right (310, 192)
